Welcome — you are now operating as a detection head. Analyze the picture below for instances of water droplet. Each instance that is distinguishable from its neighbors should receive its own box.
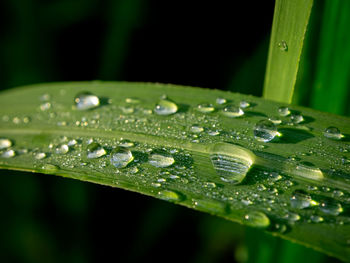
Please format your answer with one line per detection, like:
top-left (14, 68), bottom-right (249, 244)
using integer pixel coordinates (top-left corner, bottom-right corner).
top-left (323, 127), bottom-right (344, 140)
top-left (239, 101), bottom-right (250, 108)
top-left (35, 152), bottom-right (47, 160)
top-left (0, 138), bottom-right (12, 150)
top-left (210, 143), bottom-right (254, 184)
top-left (290, 114), bottom-right (304, 124)
top-left (278, 106), bottom-right (290, 116)
top-left (190, 125), bottom-right (204, 133)
top-left (222, 105), bottom-right (244, 118)
top-left (110, 147), bottom-right (134, 168)
top-left (68, 139), bottom-right (78, 146)
top-left (283, 212), bottom-right (300, 222)
top-left (1, 149), bottom-right (15, 158)
top-left (40, 102), bottom-right (51, 111)
top-left (310, 215), bottom-right (324, 223)
top-left (74, 92), bottom-right (100, 110)
top-left (294, 162), bottom-right (323, 181)
top-left (319, 200), bottom-right (343, 215)
top-left (125, 97), bottom-right (140, 104)
top-left (278, 40), bottom-right (288, 51)
top-left (120, 106), bottom-right (134, 114)
top-left (149, 152), bottom-right (175, 168)
top-left (208, 130), bottom-right (220, 136)
top-left (41, 164), bottom-right (59, 173)
top-left (290, 190), bottom-right (317, 209)
top-left (55, 144), bottom-right (69, 154)
top-left (196, 103), bottom-right (215, 113)
top-left (253, 120), bottom-right (281, 142)
top-left (268, 116), bottom-right (282, 125)
top-left (154, 99), bottom-right (178, 115)
top-left (193, 199), bottom-right (227, 214)
top-left (203, 182), bottom-right (216, 188)
top-left (118, 139), bottom-right (134, 148)
top-left (243, 211), bottom-right (270, 228)
top-left (216, 98), bottom-right (227, 105)
top-left (157, 190), bottom-right (183, 202)
top-left (87, 142), bottom-right (107, 159)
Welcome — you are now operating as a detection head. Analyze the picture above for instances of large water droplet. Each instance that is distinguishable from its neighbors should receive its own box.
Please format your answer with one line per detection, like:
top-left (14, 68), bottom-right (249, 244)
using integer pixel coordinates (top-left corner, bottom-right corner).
top-left (157, 190), bottom-right (183, 202)
top-left (293, 162), bottom-right (323, 181)
top-left (74, 92), bottom-right (100, 110)
top-left (243, 211), bottom-right (270, 228)
top-left (290, 190), bottom-right (317, 209)
top-left (222, 106), bottom-right (244, 118)
top-left (210, 143), bottom-right (254, 184)
top-left (319, 200), bottom-right (343, 216)
top-left (87, 142), bottom-right (107, 159)
top-left (253, 120), bottom-right (281, 142)
top-left (154, 99), bottom-right (178, 115)
top-left (278, 40), bottom-right (288, 52)
top-left (323, 127), bottom-right (344, 140)
top-left (196, 103), bottom-right (215, 113)
top-left (1, 149), bottom-right (15, 158)
top-left (149, 152), bottom-right (175, 168)
top-left (55, 144), bottom-right (69, 154)
top-left (278, 106), bottom-right (290, 116)
top-left (110, 147), bottom-right (134, 168)
top-left (0, 138), bottom-right (12, 150)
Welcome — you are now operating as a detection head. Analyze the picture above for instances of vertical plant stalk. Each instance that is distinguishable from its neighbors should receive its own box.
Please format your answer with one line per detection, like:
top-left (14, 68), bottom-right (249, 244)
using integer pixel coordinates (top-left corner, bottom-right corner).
top-left (263, 0), bottom-right (313, 103)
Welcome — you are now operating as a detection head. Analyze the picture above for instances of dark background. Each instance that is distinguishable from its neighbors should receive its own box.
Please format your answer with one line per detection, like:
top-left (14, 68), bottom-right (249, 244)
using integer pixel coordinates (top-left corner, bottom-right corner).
top-left (0, 1), bottom-right (341, 262)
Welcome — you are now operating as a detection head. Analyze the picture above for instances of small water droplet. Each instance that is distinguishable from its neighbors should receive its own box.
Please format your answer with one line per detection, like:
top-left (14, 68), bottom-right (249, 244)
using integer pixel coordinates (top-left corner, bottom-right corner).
top-left (193, 199), bottom-right (227, 214)
top-left (41, 164), bottom-right (59, 173)
top-left (284, 212), bottom-right (300, 222)
top-left (125, 97), bottom-right (140, 104)
top-left (55, 144), bottom-right (69, 154)
top-left (278, 40), bottom-right (288, 51)
top-left (149, 152), bottom-right (175, 168)
top-left (243, 211), bottom-right (270, 228)
top-left (87, 142), bottom-right (107, 159)
top-left (35, 152), bottom-right (47, 160)
top-left (118, 139), bottom-right (134, 148)
top-left (278, 106), bottom-right (290, 116)
top-left (190, 125), bottom-right (204, 133)
top-left (68, 139), bottom-right (78, 146)
top-left (157, 190), bottom-right (183, 202)
top-left (40, 102), bottom-right (51, 111)
top-left (110, 147), bottom-right (134, 168)
top-left (222, 105), bottom-right (244, 118)
top-left (0, 138), bottom-right (12, 150)
top-left (323, 127), bottom-right (344, 140)
top-left (294, 162), bottom-right (323, 181)
top-left (290, 114), bottom-right (304, 124)
top-left (319, 200), bottom-right (343, 215)
top-left (290, 190), bottom-right (317, 209)
top-left (74, 92), bottom-right (100, 110)
top-left (120, 106), bottom-right (134, 114)
top-left (310, 215), bottom-right (324, 223)
top-left (216, 98), bottom-right (227, 105)
top-left (253, 120), bottom-right (281, 142)
top-left (196, 103), bottom-right (215, 113)
top-left (239, 101), bottom-right (250, 108)
top-left (208, 130), bottom-right (220, 136)
top-left (154, 99), bottom-right (178, 115)
top-left (210, 143), bottom-right (254, 184)
top-left (268, 116), bottom-right (282, 125)
top-left (1, 149), bottom-right (15, 158)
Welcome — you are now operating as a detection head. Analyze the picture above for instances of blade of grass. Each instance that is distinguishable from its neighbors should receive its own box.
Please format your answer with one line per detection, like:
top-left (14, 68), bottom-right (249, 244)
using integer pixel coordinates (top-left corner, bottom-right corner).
top-left (263, 0), bottom-right (313, 103)
top-left (0, 82), bottom-right (350, 261)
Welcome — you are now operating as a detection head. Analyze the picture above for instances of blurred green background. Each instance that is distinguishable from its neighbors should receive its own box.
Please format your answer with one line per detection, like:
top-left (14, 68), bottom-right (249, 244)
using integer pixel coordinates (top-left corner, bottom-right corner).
top-left (0, 0), bottom-right (348, 262)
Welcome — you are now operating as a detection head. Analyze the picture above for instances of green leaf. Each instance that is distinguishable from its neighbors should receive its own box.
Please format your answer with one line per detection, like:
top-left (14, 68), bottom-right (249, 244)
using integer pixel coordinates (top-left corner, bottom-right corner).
top-left (263, 0), bottom-right (314, 103)
top-left (0, 82), bottom-right (350, 261)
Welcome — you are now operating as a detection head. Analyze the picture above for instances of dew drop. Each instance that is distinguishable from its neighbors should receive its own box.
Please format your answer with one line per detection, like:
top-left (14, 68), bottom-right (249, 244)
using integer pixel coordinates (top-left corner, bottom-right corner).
top-left (294, 162), bottom-right (323, 181)
top-left (239, 100), bottom-right (250, 109)
top-left (1, 149), bottom-right (15, 158)
top-left (268, 116), bottom-right (282, 125)
top-left (253, 120), bottom-right (281, 142)
top-left (110, 147), bottom-right (134, 168)
top-left (35, 152), bottom-right (47, 160)
top-left (243, 211), bottom-right (270, 228)
top-left (278, 106), bottom-right (290, 116)
top-left (216, 98), bottom-right (227, 105)
top-left (68, 139), bottom-right (78, 146)
top-left (55, 144), bottom-right (69, 154)
top-left (149, 152), bottom-right (175, 168)
top-left (41, 164), bottom-right (59, 173)
top-left (87, 142), bottom-right (107, 159)
top-left (290, 190), bottom-right (317, 209)
top-left (190, 125), bottom-right (204, 133)
top-left (310, 215), bottom-right (324, 223)
top-left (40, 102), bottom-right (51, 111)
top-left (157, 190), bottom-right (183, 202)
top-left (290, 114), bottom-right (304, 124)
top-left (0, 138), bottom-right (12, 150)
top-left (210, 143), bottom-right (254, 184)
top-left (278, 40), bottom-right (288, 52)
top-left (323, 127), bottom-right (344, 140)
top-left (154, 99), bottom-right (178, 115)
top-left (118, 139), bottom-right (134, 148)
top-left (208, 130), bottom-right (220, 136)
top-left (222, 105), bottom-right (244, 118)
top-left (196, 103), bottom-right (215, 113)
top-left (125, 97), bottom-right (140, 104)
top-left (193, 199), bottom-right (227, 214)
top-left (283, 212), bottom-right (300, 222)
top-left (319, 200), bottom-right (343, 216)
top-left (74, 92), bottom-right (100, 110)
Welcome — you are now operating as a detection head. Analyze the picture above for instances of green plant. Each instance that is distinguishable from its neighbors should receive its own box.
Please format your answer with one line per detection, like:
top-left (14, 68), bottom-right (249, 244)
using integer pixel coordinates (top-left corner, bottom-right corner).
top-left (1, 0), bottom-right (350, 262)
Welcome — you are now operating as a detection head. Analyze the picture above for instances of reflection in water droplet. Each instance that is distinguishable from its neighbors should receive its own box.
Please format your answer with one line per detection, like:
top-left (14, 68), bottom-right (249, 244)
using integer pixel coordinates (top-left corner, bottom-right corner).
top-left (278, 40), bottom-right (288, 51)
top-left (87, 142), bottom-right (107, 159)
top-left (243, 211), bottom-right (270, 228)
top-left (35, 152), bottom-right (47, 160)
top-left (0, 138), bottom-right (12, 150)
top-left (253, 120), bottom-right (281, 142)
top-left (216, 98), bottom-right (227, 105)
top-left (319, 200), bottom-right (343, 216)
top-left (210, 143), bottom-right (254, 184)
top-left (290, 190), bottom-right (317, 209)
top-left (2, 149), bottom-right (15, 158)
top-left (323, 127), bottom-right (344, 140)
top-left (222, 106), bottom-right (244, 118)
top-left (157, 190), bottom-right (183, 202)
top-left (56, 144), bottom-right (69, 154)
top-left (278, 106), bottom-right (290, 116)
top-left (154, 99), bottom-right (178, 115)
top-left (110, 147), bottom-right (134, 168)
top-left (149, 152), bottom-right (175, 168)
top-left (74, 92), bottom-right (100, 110)
top-left (191, 125), bottom-right (204, 133)
top-left (197, 103), bottom-right (215, 113)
